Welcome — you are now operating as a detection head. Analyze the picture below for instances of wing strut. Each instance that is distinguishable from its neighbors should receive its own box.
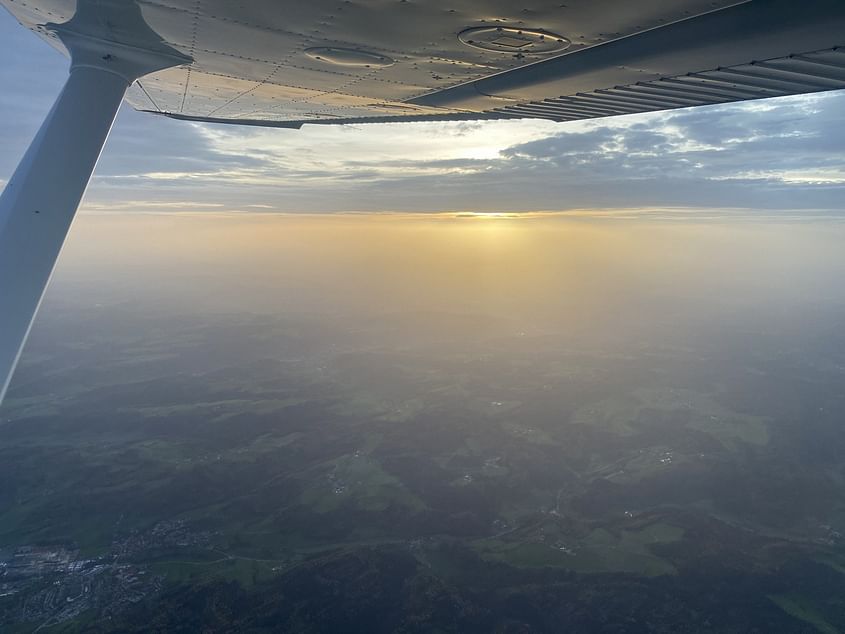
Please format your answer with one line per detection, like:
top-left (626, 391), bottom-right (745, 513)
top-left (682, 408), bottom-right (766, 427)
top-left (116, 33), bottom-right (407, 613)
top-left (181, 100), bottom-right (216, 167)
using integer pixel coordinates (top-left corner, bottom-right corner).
top-left (0, 21), bottom-right (187, 403)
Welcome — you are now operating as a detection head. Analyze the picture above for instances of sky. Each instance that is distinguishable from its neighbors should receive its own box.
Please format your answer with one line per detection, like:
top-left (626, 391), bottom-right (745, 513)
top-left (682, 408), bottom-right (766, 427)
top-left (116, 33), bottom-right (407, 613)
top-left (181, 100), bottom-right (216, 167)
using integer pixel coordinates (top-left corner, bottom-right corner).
top-left (2, 7), bottom-right (845, 217)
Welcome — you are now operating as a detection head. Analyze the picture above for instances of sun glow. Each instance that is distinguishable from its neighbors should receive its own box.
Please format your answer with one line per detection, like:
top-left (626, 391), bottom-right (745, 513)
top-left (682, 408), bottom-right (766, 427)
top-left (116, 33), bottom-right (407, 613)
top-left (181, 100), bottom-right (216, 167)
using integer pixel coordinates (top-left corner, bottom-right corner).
top-left (451, 212), bottom-right (527, 219)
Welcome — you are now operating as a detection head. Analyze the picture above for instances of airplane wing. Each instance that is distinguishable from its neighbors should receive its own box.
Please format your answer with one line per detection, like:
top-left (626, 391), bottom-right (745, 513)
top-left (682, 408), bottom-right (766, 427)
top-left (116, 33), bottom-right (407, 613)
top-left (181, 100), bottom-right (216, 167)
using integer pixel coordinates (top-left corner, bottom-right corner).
top-left (3, 0), bottom-right (845, 129)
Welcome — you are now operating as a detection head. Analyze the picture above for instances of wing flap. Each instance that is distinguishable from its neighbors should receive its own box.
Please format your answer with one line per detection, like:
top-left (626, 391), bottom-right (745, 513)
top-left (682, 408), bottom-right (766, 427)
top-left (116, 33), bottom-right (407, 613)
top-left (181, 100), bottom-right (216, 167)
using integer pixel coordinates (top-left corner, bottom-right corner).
top-left (483, 47), bottom-right (845, 124)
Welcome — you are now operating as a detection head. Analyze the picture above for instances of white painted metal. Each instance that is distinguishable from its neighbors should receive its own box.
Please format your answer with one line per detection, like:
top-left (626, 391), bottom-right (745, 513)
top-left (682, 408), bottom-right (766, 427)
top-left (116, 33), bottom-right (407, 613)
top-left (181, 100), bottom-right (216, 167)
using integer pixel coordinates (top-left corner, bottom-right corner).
top-left (0, 4), bottom-right (189, 402)
top-left (410, 0), bottom-right (845, 111)
top-left (3, 0), bottom-right (845, 128)
top-left (0, 65), bottom-right (128, 402)
top-left (0, 0), bottom-right (753, 124)
top-left (0, 0), bottom-right (189, 403)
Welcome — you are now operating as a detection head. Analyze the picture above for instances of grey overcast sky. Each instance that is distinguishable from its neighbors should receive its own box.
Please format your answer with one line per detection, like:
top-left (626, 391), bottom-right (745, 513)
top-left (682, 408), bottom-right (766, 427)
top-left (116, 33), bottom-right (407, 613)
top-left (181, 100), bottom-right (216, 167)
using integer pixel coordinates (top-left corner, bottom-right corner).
top-left (2, 7), bottom-right (845, 216)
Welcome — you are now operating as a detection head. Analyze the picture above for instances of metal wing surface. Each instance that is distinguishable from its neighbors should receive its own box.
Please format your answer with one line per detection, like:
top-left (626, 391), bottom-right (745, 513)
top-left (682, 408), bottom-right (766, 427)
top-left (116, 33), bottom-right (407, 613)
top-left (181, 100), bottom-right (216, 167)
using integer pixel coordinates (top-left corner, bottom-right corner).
top-left (3, 0), bottom-right (845, 128)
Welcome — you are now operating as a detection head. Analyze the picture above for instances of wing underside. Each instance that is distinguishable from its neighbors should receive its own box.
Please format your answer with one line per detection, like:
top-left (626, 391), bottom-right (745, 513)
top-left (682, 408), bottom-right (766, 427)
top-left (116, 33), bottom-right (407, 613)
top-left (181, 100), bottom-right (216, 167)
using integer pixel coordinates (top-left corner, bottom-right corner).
top-left (3, 0), bottom-right (845, 128)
